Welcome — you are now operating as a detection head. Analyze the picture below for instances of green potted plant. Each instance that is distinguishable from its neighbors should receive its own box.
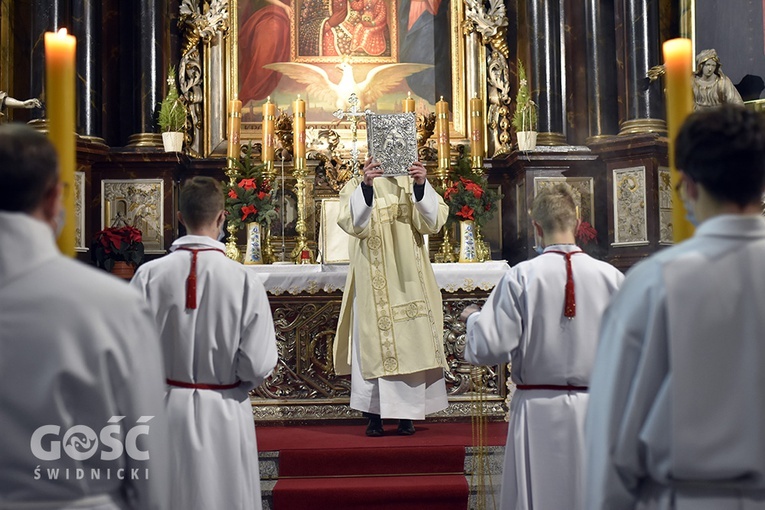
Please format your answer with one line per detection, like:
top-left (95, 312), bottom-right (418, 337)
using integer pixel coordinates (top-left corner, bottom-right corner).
top-left (91, 225), bottom-right (145, 278)
top-left (158, 65), bottom-right (186, 152)
top-left (512, 60), bottom-right (538, 151)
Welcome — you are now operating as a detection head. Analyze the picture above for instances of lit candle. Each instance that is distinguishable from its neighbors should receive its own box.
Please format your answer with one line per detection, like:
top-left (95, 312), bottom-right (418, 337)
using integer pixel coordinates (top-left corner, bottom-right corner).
top-left (469, 95), bottom-right (484, 167)
top-left (435, 97), bottom-right (450, 171)
top-left (403, 91), bottom-right (415, 113)
top-left (293, 95), bottom-right (306, 170)
top-left (227, 95), bottom-right (242, 165)
top-left (663, 38), bottom-right (695, 242)
top-left (45, 28), bottom-right (76, 257)
top-left (262, 97), bottom-right (276, 165)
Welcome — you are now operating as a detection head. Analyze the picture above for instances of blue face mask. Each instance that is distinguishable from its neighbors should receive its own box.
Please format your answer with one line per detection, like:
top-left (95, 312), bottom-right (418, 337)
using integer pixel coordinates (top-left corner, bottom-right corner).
top-left (533, 245), bottom-right (544, 255)
top-left (682, 195), bottom-right (699, 227)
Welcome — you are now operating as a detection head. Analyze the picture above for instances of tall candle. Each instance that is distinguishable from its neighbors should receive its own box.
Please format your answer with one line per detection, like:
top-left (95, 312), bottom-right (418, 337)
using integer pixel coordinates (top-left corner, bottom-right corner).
top-left (403, 91), bottom-right (415, 113)
top-left (435, 97), bottom-right (450, 171)
top-left (45, 28), bottom-right (76, 257)
top-left (262, 97), bottom-right (276, 164)
top-left (663, 38), bottom-right (695, 243)
top-left (469, 95), bottom-right (484, 167)
top-left (227, 95), bottom-right (242, 165)
top-left (293, 95), bottom-right (306, 170)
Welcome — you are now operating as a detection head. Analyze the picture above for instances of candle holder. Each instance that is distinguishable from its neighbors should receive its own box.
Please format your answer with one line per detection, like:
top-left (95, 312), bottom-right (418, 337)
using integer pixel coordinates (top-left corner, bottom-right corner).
top-left (434, 164), bottom-right (456, 263)
top-left (290, 158), bottom-right (314, 263)
top-left (224, 163), bottom-right (241, 262)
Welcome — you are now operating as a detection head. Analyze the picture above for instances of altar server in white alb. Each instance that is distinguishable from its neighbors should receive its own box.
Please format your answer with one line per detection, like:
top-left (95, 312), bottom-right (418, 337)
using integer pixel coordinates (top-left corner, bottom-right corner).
top-left (131, 176), bottom-right (278, 510)
top-left (585, 105), bottom-right (765, 510)
top-left (335, 157), bottom-right (449, 436)
top-left (0, 124), bottom-right (169, 510)
top-left (461, 184), bottom-right (624, 510)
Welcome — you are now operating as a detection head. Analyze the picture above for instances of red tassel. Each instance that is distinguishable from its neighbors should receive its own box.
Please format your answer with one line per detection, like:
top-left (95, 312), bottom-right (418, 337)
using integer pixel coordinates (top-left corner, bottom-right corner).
top-left (545, 249), bottom-right (583, 318)
top-left (563, 253), bottom-right (576, 317)
top-left (186, 250), bottom-right (198, 309)
top-left (175, 247), bottom-right (225, 310)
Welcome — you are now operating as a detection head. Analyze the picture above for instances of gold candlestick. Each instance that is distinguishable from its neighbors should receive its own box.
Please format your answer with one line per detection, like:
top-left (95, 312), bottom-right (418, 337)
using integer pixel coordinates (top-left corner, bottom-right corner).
top-left (290, 162), bottom-right (313, 263)
top-left (434, 97), bottom-right (455, 262)
top-left (224, 163), bottom-right (241, 262)
top-left (470, 95), bottom-right (485, 172)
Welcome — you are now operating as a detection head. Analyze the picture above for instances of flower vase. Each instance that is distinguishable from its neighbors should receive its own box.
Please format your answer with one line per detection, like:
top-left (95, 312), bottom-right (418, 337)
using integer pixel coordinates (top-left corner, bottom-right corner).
top-left (110, 261), bottom-right (135, 280)
top-left (459, 220), bottom-right (478, 263)
top-left (243, 222), bottom-right (263, 265)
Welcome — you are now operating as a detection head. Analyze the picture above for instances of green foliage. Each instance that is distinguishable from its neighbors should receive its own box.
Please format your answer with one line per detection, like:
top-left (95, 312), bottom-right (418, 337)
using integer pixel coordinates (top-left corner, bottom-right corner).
top-left (158, 66), bottom-right (186, 132)
top-left (224, 145), bottom-right (278, 230)
top-left (438, 151), bottom-right (503, 229)
top-left (512, 61), bottom-right (537, 132)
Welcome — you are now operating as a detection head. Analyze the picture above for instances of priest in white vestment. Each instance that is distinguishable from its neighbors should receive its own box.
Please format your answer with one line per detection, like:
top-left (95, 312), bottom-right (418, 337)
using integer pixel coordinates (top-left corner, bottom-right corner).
top-left (131, 177), bottom-right (278, 510)
top-left (586, 105), bottom-right (765, 510)
top-left (334, 158), bottom-right (449, 436)
top-left (461, 184), bottom-right (624, 510)
top-left (0, 124), bottom-right (169, 510)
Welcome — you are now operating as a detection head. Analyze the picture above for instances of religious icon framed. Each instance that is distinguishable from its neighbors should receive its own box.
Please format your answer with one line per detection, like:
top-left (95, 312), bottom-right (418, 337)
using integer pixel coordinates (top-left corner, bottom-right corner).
top-left (680, 0), bottom-right (765, 104)
top-left (101, 179), bottom-right (165, 254)
top-left (229, 0), bottom-right (471, 144)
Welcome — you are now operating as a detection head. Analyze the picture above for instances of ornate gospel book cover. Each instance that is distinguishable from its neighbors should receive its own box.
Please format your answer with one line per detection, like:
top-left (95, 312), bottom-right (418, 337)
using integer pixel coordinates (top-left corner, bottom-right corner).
top-left (365, 112), bottom-right (417, 177)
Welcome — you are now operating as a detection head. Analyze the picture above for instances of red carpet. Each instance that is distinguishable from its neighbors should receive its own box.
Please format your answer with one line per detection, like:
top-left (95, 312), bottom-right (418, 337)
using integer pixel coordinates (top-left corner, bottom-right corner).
top-left (258, 421), bottom-right (507, 510)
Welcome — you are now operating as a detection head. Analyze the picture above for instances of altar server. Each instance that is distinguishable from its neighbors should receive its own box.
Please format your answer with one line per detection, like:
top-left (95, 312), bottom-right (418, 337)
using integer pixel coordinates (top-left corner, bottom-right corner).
top-left (461, 184), bottom-right (624, 510)
top-left (335, 158), bottom-right (449, 436)
top-left (131, 176), bottom-right (278, 510)
top-left (0, 124), bottom-right (169, 510)
top-left (586, 105), bottom-right (765, 509)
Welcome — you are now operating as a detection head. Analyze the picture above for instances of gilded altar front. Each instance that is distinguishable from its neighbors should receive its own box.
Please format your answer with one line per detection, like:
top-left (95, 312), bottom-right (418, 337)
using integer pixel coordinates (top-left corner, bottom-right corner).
top-left (247, 262), bottom-right (510, 421)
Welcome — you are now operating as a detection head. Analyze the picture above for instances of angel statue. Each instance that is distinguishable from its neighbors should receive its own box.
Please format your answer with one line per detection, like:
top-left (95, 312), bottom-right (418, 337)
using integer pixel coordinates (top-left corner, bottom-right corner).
top-left (693, 49), bottom-right (743, 110)
top-left (0, 91), bottom-right (42, 120)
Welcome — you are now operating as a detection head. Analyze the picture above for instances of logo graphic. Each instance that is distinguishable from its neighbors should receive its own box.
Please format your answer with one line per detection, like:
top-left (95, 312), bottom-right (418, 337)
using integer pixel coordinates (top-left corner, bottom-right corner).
top-left (31, 416), bottom-right (153, 462)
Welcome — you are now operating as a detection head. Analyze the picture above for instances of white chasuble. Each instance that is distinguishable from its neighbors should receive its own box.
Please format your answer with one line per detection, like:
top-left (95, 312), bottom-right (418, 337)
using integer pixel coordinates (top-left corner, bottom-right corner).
top-left (334, 176), bottom-right (449, 419)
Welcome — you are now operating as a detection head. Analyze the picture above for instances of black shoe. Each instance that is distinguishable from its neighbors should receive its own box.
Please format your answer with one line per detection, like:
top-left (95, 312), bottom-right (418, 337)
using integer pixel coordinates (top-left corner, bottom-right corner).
top-left (365, 413), bottom-right (384, 437)
top-left (397, 419), bottom-right (415, 436)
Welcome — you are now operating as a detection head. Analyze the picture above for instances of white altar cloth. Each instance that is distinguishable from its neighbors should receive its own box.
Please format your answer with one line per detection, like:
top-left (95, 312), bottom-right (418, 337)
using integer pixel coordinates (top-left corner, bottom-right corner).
top-left (246, 261), bottom-right (511, 295)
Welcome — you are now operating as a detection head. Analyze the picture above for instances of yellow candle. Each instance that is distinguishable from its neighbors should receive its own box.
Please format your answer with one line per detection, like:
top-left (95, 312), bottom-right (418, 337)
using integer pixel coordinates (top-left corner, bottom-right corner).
top-left (293, 95), bottom-right (306, 170)
top-left (45, 28), bottom-right (76, 257)
top-left (435, 97), bottom-right (450, 171)
top-left (469, 96), bottom-right (484, 166)
top-left (227, 95), bottom-right (242, 165)
top-left (262, 97), bottom-right (276, 164)
top-left (663, 38), bottom-right (695, 243)
top-left (403, 91), bottom-right (415, 113)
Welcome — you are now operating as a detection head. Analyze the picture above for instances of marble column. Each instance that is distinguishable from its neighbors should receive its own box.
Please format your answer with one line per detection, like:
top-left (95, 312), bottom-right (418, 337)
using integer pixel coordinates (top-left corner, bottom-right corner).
top-left (128, 0), bottom-right (169, 147)
top-left (584, 0), bottom-right (619, 141)
top-left (619, 0), bottom-right (666, 135)
top-left (30, 0), bottom-right (71, 121)
top-left (72, 0), bottom-right (103, 141)
top-left (527, 0), bottom-right (567, 145)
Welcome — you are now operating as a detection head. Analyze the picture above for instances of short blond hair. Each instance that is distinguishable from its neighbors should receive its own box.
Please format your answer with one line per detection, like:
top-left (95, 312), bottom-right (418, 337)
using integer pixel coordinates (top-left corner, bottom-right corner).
top-left (531, 184), bottom-right (578, 234)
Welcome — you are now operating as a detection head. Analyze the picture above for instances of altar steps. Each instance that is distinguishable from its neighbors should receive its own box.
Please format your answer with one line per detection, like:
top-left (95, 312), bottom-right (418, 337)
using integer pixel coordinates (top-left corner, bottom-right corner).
top-left (257, 421), bottom-right (507, 510)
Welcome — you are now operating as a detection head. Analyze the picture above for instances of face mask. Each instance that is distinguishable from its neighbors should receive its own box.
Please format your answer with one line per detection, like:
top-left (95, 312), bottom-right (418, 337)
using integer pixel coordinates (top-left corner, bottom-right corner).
top-left (53, 207), bottom-right (66, 238)
top-left (681, 194), bottom-right (698, 227)
top-left (532, 232), bottom-right (544, 254)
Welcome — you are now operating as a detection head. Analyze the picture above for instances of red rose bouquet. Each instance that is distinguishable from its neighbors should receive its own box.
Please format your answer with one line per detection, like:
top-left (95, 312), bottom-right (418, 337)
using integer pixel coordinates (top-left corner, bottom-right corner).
top-left (91, 225), bottom-right (145, 271)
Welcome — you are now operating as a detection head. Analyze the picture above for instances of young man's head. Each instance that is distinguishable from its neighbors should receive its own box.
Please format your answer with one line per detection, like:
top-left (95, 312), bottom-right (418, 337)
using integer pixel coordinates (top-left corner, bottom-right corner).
top-left (530, 184), bottom-right (579, 247)
top-left (178, 176), bottom-right (225, 236)
top-left (0, 123), bottom-right (62, 229)
top-left (675, 104), bottom-right (765, 219)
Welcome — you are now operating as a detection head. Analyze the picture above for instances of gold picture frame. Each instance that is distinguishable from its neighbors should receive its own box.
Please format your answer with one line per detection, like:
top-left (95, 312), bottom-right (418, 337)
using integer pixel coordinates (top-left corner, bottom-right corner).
top-left (226, 0), bottom-right (469, 152)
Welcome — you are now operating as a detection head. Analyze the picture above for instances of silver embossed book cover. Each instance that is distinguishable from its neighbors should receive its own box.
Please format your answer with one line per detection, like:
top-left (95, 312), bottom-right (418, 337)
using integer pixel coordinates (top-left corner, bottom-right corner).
top-left (365, 112), bottom-right (417, 177)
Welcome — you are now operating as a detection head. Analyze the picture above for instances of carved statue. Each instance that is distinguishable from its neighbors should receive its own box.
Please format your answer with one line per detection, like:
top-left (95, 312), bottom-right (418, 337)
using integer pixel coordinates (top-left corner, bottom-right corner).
top-left (693, 49), bottom-right (743, 110)
top-left (0, 92), bottom-right (42, 119)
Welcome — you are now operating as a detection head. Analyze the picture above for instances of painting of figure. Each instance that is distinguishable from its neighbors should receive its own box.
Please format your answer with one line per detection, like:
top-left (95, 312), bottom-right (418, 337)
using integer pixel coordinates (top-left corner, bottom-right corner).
top-left (236, 0), bottom-right (453, 122)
